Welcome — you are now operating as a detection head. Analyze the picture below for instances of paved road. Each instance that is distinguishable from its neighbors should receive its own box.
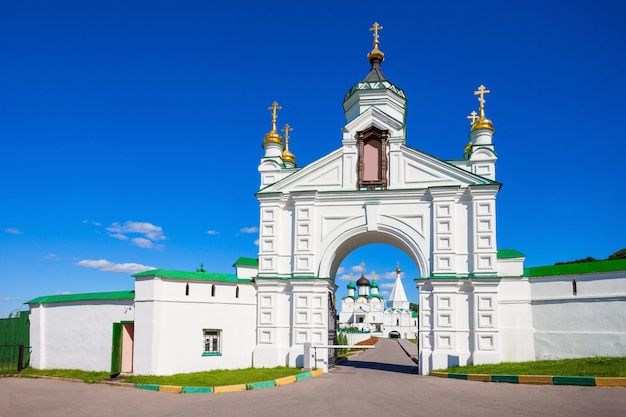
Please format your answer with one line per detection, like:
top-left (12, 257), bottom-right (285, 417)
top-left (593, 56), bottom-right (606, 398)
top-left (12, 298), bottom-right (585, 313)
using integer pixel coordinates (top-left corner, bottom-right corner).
top-left (1, 339), bottom-right (624, 417)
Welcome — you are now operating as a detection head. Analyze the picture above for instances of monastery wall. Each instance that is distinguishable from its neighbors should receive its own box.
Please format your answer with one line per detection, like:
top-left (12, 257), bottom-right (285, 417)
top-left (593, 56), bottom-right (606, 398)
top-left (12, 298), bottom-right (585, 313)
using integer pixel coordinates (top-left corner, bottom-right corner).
top-left (529, 270), bottom-right (626, 360)
top-left (29, 300), bottom-right (133, 371)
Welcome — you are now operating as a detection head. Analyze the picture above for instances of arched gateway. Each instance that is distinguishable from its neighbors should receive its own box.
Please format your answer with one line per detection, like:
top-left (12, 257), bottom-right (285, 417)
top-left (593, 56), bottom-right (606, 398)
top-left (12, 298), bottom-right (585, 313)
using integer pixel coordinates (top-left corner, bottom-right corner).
top-left (252, 24), bottom-right (526, 375)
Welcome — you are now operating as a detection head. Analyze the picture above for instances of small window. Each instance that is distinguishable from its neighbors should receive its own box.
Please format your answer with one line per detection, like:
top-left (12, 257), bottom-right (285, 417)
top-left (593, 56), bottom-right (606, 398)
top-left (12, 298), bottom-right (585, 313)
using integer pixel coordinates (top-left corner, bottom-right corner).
top-left (235, 286), bottom-right (240, 298)
top-left (358, 316), bottom-right (364, 323)
top-left (202, 329), bottom-right (221, 356)
top-left (185, 282), bottom-right (190, 296)
top-left (211, 284), bottom-right (216, 297)
top-left (572, 279), bottom-right (577, 296)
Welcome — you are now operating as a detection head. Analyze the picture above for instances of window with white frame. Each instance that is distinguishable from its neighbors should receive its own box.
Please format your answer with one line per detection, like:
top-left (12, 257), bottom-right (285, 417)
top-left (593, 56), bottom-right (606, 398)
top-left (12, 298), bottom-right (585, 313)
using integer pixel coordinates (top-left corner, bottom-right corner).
top-left (203, 329), bottom-right (221, 356)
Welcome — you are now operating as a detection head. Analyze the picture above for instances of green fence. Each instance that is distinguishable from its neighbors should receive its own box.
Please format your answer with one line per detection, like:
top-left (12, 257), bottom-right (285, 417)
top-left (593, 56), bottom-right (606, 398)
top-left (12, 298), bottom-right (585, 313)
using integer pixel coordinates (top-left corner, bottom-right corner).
top-left (0, 311), bottom-right (30, 373)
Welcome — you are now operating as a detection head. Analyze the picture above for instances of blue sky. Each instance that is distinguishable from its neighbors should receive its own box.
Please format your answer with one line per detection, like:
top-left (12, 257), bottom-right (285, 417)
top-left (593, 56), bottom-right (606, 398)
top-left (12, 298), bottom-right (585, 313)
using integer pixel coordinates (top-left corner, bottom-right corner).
top-left (1, 1), bottom-right (625, 317)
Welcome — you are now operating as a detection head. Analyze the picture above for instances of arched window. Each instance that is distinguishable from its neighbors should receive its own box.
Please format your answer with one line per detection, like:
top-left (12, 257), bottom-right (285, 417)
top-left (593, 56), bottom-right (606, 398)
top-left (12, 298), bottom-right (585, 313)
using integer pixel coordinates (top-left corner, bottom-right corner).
top-left (185, 282), bottom-right (190, 296)
top-left (572, 279), bottom-right (577, 296)
top-left (211, 284), bottom-right (216, 297)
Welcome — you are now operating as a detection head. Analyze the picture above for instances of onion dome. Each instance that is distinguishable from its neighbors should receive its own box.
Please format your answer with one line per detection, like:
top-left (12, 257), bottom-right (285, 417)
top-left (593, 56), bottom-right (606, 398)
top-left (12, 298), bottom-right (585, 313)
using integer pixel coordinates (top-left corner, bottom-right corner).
top-left (281, 123), bottom-right (296, 165)
top-left (347, 280), bottom-right (356, 290)
top-left (370, 279), bottom-right (379, 289)
top-left (356, 273), bottom-right (370, 287)
top-left (263, 101), bottom-right (284, 145)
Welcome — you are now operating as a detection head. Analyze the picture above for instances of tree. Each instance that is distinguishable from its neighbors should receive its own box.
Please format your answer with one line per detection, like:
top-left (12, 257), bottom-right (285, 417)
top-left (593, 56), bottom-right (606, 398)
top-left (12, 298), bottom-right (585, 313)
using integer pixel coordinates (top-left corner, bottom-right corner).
top-left (608, 248), bottom-right (626, 260)
top-left (409, 303), bottom-right (419, 312)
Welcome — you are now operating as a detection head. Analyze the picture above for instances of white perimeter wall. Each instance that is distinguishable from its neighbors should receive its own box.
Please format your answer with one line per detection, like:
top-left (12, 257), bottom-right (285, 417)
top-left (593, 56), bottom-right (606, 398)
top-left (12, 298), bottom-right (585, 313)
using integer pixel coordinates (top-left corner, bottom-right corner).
top-left (29, 300), bottom-right (133, 371)
top-left (530, 270), bottom-right (626, 360)
top-left (133, 277), bottom-right (257, 375)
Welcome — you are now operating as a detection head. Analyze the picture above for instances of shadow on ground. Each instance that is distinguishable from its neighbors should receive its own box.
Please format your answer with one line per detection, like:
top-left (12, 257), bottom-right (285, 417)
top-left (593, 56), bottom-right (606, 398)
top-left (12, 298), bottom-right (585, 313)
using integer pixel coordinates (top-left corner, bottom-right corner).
top-left (338, 359), bottom-right (417, 374)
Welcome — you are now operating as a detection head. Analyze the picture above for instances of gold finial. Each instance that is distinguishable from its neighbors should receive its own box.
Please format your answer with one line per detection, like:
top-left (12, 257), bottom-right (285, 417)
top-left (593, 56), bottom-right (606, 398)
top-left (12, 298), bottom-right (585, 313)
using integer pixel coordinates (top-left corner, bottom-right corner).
top-left (471, 85), bottom-right (494, 131)
top-left (263, 101), bottom-right (283, 144)
top-left (474, 85), bottom-right (490, 117)
top-left (281, 123), bottom-right (295, 164)
top-left (367, 22), bottom-right (385, 63)
top-left (396, 262), bottom-right (401, 274)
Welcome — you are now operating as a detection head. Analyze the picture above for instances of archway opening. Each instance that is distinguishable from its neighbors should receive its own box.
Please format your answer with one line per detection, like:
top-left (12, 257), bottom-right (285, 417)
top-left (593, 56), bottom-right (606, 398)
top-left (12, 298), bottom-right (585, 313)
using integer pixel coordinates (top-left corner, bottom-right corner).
top-left (334, 243), bottom-right (420, 307)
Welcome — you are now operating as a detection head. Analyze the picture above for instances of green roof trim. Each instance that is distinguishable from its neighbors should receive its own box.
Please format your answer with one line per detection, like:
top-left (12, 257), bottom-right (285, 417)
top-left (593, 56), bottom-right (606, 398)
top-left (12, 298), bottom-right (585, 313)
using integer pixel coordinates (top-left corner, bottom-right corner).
top-left (27, 290), bottom-right (135, 305)
top-left (497, 249), bottom-right (526, 259)
top-left (233, 257), bottom-right (258, 267)
top-left (525, 259), bottom-right (626, 277)
top-left (133, 269), bottom-right (246, 282)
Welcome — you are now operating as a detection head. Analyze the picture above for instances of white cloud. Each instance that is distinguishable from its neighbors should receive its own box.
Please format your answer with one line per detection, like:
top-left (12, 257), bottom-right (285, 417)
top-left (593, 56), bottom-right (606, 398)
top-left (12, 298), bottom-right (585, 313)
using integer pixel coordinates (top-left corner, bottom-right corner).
top-left (109, 233), bottom-right (129, 241)
top-left (0, 297), bottom-right (18, 302)
top-left (380, 283), bottom-right (395, 290)
top-left (380, 291), bottom-right (390, 297)
top-left (131, 237), bottom-right (157, 249)
top-left (336, 266), bottom-right (345, 275)
top-left (253, 239), bottom-right (259, 246)
top-left (77, 259), bottom-right (157, 274)
top-left (382, 270), bottom-right (402, 279)
top-left (43, 254), bottom-right (59, 260)
top-left (4, 228), bottom-right (23, 235)
top-left (351, 263), bottom-right (364, 273)
top-left (240, 226), bottom-right (258, 234)
top-left (106, 221), bottom-right (166, 249)
top-left (206, 230), bottom-right (220, 235)
top-left (337, 273), bottom-right (353, 281)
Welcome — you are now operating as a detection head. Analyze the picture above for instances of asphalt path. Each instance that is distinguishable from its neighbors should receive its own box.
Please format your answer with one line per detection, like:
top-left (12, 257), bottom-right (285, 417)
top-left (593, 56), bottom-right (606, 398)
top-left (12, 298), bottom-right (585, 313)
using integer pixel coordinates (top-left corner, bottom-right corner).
top-left (1, 339), bottom-right (624, 417)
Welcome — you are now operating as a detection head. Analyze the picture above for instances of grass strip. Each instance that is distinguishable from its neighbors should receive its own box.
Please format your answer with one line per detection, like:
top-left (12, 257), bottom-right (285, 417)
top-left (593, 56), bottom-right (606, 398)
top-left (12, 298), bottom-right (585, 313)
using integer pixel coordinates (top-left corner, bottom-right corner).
top-left (125, 366), bottom-right (301, 387)
top-left (437, 357), bottom-right (626, 377)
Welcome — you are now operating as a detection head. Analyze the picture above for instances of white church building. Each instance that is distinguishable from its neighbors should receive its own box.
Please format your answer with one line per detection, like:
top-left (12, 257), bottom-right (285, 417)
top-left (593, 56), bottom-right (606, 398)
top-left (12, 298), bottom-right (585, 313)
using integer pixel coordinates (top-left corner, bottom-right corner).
top-left (27, 24), bottom-right (626, 376)
top-left (339, 265), bottom-right (418, 339)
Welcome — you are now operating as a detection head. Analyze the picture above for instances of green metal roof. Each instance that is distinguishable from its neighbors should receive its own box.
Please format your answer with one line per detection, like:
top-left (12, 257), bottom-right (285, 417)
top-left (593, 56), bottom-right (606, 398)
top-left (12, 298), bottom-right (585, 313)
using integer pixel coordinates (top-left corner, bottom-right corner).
top-left (233, 257), bottom-right (258, 267)
top-left (27, 290), bottom-right (135, 305)
top-left (525, 259), bottom-right (626, 277)
top-left (133, 269), bottom-right (250, 282)
top-left (497, 249), bottom-right (526, 259)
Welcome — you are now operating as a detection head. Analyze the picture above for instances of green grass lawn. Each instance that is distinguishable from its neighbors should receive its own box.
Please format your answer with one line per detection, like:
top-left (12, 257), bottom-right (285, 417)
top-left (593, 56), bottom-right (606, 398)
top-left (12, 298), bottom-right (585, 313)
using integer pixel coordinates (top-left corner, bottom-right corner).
top-left (437, 357), bottom-right (626, 377)
top-left (20, 366), bottom-right (304, 387)
top-left (20, 368), bottom-right (111, 383)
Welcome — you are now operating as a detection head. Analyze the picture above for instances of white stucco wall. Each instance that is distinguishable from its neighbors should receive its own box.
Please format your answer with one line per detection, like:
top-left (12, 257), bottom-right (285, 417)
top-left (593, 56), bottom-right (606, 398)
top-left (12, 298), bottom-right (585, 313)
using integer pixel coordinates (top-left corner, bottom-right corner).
top-left (530, 270), bottom-right (626, 360)
top-left (29, 300), bottom-right (133, 371)
top-left (133, 277), bottom-right (257, 375)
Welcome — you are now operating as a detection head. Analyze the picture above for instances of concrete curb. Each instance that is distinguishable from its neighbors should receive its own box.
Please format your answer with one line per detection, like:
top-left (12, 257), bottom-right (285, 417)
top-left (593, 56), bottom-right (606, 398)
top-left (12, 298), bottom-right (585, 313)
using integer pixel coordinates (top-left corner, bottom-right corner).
top-left (430, 372), bottom-right (626, 387)
top-left (132, 369), bottom-right (324, 394)
top-left (395, 340), bottom-right (419, 365)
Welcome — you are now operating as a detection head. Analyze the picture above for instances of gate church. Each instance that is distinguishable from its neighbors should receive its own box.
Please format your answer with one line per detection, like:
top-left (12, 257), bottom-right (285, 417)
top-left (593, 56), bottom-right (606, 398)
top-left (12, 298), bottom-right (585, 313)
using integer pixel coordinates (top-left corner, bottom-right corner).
top-left (27, 24), bottom-right (626, 376)
top-left (253, 22), bottom-right (514, 373)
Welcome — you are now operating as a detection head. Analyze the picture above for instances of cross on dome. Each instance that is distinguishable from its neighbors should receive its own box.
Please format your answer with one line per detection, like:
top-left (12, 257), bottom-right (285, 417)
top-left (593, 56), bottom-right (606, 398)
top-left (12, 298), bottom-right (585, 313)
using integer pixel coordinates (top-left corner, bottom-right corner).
top-left (467, 110), bottom-right (479, 124)
top-left (370, 22), bottom-right (383, 48)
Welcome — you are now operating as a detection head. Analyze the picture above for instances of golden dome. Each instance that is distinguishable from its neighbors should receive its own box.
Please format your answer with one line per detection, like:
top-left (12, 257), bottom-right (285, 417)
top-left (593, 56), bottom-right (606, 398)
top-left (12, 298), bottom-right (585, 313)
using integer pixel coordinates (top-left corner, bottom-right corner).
top-left (264, 130), bottom-right (283, 144)
top-left (281, 123), bottom-right (295, 164)
top-left (471, 116), bottom-right (494, 132)
top-left (282, 148), bottom-right (295, 164)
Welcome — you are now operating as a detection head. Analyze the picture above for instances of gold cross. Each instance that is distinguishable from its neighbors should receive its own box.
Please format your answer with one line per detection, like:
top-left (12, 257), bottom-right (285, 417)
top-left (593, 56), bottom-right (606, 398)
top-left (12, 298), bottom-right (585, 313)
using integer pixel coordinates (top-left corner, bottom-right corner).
top-left (370, 22), bottom-right (383, 48)
top-left (281, 124), bottom-right (292, 142)
top-left (360, 260), bottom-right (366, 273)
top-left (467, 111), bottom-right (479, 124)
top-left (268, 101), bottom-right (281, 131)
top-left (474, 85), bottom-right (490, 107)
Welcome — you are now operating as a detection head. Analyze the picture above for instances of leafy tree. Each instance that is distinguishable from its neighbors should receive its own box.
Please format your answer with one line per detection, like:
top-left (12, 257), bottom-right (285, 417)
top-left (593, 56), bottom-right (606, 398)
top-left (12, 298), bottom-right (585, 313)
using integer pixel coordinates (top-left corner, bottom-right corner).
top-left (608, 248), bottom-right (626, 260)
top-left (409, 302), bottom-right (419, 312)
